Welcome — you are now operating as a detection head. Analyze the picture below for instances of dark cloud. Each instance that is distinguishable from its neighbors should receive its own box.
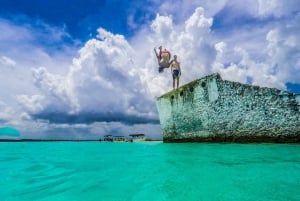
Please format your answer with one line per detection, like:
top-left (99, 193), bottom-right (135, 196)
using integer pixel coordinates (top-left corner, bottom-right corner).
top-left (0, 119), bottom-right (7, 124)
top-left (31, 110), bottom-right (159, 125)
top-left (42, 127), bottom-right (93, 140)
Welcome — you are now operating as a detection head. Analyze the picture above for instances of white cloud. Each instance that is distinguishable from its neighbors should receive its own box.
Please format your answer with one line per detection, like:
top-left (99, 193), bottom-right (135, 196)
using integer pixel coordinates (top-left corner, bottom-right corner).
top-left (0, 56), bottom-right (16, 68)
top-left (0, 101), bottom-right (14, 123)
top-left (67, 28), bottom-right (151, 115)
top-left (28, 28), bottom-right (158, 128)
top-left (150, 14), bottom-right (174, 39)
top-left (266, 13), bottom-right (300, 83)
top-left (16, 94), bottom-right (45, 113)
top-left (211, 10), bottom-right (300, 89)
top-left (257, 0), bottom-right (300, 18)
top-left (32, 67), bottom-right (79, 113)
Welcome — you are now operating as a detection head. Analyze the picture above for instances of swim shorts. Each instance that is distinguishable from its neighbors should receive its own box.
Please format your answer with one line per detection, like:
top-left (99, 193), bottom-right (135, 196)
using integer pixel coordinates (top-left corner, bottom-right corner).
top-left (172, 69), bottom-right (180, 79)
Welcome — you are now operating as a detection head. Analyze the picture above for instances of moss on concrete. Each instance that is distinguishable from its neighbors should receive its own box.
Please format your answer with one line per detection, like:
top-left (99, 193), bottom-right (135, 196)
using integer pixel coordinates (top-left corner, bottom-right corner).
top-left (156, 73), bottom-right (300, 143)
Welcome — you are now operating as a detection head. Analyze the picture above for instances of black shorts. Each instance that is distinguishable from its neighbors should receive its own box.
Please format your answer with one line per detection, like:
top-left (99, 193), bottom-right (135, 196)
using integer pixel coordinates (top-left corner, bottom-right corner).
top-left (172, 69), bottom-right (180, 79)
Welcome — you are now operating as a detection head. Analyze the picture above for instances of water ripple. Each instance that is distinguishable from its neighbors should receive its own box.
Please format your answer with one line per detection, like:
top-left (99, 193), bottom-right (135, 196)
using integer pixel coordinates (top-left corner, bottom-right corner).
top-left (0, 142), bottom-right (299, 201)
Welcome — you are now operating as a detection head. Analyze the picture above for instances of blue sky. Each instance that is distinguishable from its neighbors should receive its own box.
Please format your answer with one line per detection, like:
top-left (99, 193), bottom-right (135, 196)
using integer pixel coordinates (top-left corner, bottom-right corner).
top-left (0, 0), bottom-right (156, 40)
top-left (0, 0), bottom-right (299, 140)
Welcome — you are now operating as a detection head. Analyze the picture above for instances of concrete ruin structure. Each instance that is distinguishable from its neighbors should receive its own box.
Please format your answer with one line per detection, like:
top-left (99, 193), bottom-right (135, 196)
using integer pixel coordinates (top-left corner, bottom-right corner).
top-left (156, 73), bottom-right (300, 143)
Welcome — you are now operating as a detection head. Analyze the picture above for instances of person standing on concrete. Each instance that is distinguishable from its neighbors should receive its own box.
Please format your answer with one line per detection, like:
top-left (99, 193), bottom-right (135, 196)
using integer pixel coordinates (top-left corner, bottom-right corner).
top-left (154, 46), bottom-right (171, 73)
top-left (169, 55), bottom-right (181, 89)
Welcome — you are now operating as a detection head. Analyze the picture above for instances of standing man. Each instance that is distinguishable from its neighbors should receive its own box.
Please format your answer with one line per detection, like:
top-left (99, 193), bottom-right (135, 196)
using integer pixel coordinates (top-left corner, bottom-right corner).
top-left (169, 55), bottom-right (181, 89)
top-left (154, 46), bottom-right (171, 73)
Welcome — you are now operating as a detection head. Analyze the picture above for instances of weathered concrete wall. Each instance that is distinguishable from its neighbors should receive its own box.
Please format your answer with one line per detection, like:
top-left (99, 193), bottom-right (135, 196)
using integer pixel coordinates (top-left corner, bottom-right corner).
top-left (156, 73), bottom-right (300, 142)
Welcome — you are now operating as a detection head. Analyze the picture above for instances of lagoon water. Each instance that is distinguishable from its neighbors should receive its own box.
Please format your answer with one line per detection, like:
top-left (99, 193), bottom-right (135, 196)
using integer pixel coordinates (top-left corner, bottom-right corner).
top-left (0, 142), bottom-right (299, 201)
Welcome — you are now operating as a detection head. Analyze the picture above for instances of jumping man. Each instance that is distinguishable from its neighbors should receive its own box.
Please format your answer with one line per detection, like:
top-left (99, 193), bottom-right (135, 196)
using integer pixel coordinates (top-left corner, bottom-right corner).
top-left (154, 46), bottom-right (171, 73)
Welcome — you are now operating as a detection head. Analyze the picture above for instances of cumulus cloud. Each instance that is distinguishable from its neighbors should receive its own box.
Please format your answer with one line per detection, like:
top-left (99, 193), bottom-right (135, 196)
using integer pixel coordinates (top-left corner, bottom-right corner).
top-left (266, 13), bottom-right (300, 83)
top-left (27, 28), bottom-right (158, 127)
top-left (211, 9), bottom-right (300, 89)
top-left (17, 94), bottom-right (45, 113)
top-left (257, 0), bottom-right (300, 18)
top-left (32, 67), bottom-right (79, 113)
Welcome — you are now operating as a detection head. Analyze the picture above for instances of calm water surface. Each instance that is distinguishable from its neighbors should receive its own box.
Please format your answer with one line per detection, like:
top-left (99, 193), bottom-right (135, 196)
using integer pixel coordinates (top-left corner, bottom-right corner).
top-left (0, 142), bottom-right (299, 201)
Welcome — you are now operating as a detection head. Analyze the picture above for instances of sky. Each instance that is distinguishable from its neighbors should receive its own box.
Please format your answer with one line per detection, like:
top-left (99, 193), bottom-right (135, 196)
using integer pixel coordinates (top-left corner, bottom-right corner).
top-left (0, 0), bottom-right (299, 140)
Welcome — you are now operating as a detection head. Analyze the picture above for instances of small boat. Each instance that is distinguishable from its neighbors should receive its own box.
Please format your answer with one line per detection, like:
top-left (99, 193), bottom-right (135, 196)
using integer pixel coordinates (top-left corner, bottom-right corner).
top-left (113, 136), bottom-right (127, 142)
top-left (129, 134), bottom-right (146, 142)
top-left (103, 135), bottom-right (113, 142)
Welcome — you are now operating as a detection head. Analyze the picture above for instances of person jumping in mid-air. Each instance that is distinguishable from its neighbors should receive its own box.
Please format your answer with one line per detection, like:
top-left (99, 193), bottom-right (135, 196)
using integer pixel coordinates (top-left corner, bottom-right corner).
top-left (169, 55), bottom-right (181, 89)
top-left (154, 46), bottom-right (171, 73)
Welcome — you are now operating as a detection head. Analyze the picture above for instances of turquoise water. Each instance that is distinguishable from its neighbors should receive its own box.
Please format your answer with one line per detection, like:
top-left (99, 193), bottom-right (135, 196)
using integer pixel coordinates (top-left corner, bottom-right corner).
top-left (0, 142), bottom-right (299, 201)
